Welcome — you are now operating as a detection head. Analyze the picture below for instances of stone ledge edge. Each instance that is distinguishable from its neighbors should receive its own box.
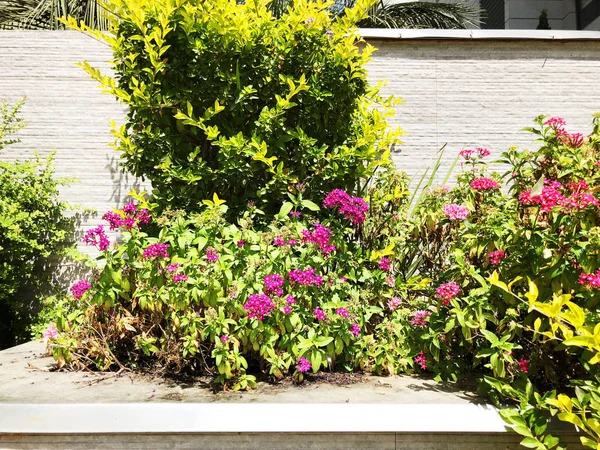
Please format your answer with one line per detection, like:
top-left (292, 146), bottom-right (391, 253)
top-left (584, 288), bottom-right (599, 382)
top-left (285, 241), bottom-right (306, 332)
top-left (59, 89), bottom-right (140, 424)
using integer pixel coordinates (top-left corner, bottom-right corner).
top-left (359, 28), bottom-right (600, 40)
top-left (2, 403), bottom-right (512, 434)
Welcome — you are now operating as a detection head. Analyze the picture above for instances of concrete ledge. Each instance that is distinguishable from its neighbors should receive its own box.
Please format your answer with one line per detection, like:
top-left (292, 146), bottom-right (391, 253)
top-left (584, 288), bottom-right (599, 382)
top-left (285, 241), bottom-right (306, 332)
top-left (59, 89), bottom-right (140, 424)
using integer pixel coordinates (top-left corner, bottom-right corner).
top-left (0, 403), bottom-right (508, 434)
top-left (359, 28), bottom-right (600, 40)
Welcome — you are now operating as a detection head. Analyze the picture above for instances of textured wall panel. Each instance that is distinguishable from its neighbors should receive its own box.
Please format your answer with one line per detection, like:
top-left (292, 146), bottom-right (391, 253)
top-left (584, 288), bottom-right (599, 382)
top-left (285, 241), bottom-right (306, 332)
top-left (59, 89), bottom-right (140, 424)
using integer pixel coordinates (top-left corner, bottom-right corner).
top-left (1, 32), bottom-right (600, 254)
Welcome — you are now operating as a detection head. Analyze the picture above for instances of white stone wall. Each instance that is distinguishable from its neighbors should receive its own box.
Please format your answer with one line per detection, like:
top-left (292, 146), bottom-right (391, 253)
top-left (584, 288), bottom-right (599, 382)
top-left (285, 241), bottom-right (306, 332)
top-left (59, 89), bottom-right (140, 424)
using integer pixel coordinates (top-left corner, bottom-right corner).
top-left (366, 37), bottom-right (600, 184)
top-left (1, 31), bottom-right (600, 249)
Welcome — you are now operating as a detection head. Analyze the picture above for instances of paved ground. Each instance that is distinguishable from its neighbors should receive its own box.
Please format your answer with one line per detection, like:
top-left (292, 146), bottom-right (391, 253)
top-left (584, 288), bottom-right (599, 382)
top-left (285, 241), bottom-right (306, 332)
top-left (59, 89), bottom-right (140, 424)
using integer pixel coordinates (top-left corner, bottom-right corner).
top-left (0, 341), bottom-right (482, 404)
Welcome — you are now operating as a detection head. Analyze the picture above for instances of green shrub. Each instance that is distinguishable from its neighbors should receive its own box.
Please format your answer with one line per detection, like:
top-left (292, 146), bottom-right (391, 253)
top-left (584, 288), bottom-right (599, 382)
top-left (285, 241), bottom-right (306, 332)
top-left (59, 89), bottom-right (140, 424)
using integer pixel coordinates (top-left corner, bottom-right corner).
top-left (48, 178), bottom-right (435, 386)
top-left (0, 99), bottom-right (75, 349)
top-left (65, 0), bottom-right (402, 216)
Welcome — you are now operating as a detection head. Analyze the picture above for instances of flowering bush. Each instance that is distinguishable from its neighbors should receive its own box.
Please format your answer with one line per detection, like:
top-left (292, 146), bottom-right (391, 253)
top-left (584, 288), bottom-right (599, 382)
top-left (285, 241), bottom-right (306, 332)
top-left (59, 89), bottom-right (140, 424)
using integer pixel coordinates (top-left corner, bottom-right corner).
top-left (48, 181), bottom-right (429, 388)
top-left (65, 0), bottom-right (402, 216)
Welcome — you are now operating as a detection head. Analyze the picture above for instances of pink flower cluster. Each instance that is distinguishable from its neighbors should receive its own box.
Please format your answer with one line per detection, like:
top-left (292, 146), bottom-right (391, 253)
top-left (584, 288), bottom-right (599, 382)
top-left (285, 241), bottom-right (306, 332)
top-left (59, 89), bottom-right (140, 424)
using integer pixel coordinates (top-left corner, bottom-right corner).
top-left (388, 297), bottom-right (402, 310)
top-left (561, 132), bottom-right (584, 149)
top-left (442, 204), bottom-right (470, 221)
top-left (519, 179), bottom-right (599, 212)
top-left (206, 248), bottom-right (219, 262)
top-left (411, 310), bottom-right (431, 327)
top-left (435, 282), bottom-right (460, 306)
top-left (335, 307), bottom-right (349, 318)
top-left (518, 358), bottom-right (529, 373)
top-left (71, 280), bottom-right (91, 300)
top-left (323, 189), bottom-right (369, 225)
top-left (544, 117), bottom-right (585, 149)
top-left (350, 323), bottom-right (360, 336)
top-left (579, 270), bottom-right (600, 289)
top-left (273, 236), bottom-right (286, 247)
top-left (220, 335), bottom-right (229, 343)
top-left (459, 148), bottom-right (490, 159)
top-left (243, 293), bottom-right (275, 321)
top-left (313, 308), bottom-right (327, 321)
top-left (264, 273), bottom-right (284, 296)
top-left (289, 268), bottom-right (323, 286)
top-left (544, 117), bottom-right (566, 130)
top-left (470, 177), bottom-right (499, 191)
top-left (143, 243), bottom-right (169, 259)
top-left (167, 263), bottom-right (180, 273)
top-left (487, 250), bottom-right (506, 265)
top-left (297, 357), bottom-right (312, 373)
top-left (42, 324), bottom-right (59, 340)
top-left (83, 225), bottom-right (110, 251)
top-left (379, 257), bottom-right (391, 271)
top-left (102, 202), bottom-right (150, 231)
top-left (414, 351), bottom-right (428, 370)
top-left (302, 223), bottom-right (336, 255)
top-left (173, 273), bottom-right (188, 283)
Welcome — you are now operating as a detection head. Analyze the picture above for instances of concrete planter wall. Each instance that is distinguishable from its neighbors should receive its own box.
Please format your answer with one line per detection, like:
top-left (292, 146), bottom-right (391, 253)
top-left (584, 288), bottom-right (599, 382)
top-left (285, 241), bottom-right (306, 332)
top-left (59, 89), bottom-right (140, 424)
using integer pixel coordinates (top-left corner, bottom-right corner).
top-left (1, 30), bottom-right (600, 253)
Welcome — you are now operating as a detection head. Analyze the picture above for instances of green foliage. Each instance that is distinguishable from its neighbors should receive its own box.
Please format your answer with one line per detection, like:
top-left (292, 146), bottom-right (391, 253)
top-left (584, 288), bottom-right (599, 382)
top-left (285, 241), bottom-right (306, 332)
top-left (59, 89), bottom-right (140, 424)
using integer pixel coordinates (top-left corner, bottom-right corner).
top-left (65, 0), bottom-right (402, 216)
top-left (0, 100), bottom-right (75, 349)
top-left (48, 176), bottom-right (432, 387)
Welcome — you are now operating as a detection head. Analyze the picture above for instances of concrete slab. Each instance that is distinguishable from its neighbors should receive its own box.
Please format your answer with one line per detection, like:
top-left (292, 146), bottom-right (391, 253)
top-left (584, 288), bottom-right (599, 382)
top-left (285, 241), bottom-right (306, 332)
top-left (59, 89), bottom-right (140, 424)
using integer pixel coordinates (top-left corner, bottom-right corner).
top-left (0, 341), bottom-right (481, 405)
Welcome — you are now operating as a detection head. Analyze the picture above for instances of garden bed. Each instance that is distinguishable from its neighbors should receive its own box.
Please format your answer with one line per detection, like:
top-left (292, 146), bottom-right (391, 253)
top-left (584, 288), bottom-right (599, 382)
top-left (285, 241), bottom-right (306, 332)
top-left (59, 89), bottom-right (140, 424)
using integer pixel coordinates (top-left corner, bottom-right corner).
top-left (0, 341), bottom-right (584, 450)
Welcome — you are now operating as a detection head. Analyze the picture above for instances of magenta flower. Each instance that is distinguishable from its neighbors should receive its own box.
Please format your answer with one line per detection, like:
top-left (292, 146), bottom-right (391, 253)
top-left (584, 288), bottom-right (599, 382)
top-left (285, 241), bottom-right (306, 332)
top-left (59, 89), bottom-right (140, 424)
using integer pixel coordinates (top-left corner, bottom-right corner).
top-left (287, 239), bottom-right (299, 246)
top-left (302, 223), bottom-right (336, 255)
top-left (273, 236), bottom-right (286, 247)
top-left (289, 211), bottom-right (302, 219)
top-left (122, 202), bottom-right (137, 215)
top-left (414, 351), bottom-right (428, 370)
top-left (166, 263), bottom-right (181, 273)
top-left (579, 270), bottom-right (600, 289)
top-left (237, 239), bottom-right (246, 247)
top-left (136, 209), bottom-right (150, 226)
top-left (323, 189), bottom-right (369, 225)
top-left (379, 257), bottom-right (391, 271)
top-left (173, 273), bottom-right (188, 283)
top-left (71, 280), bottom-right (91, 300)
top-left (289, 268), bottom-right (323, 286)
top-left (264, 273), bottom-right (284, 296)
top-left (83, 225), bottom-right (110, 251)
top-left (519, 180), bottom-right (565, 212)
top-left (388, 297), bottom-right (402, 310)
top-left (470, 177), bottom-right (499, 191)
top-left (243, 293), bottom-right (275, 321)
top-left (459, 149), bottom-right (474, 159)
top-left (411, 310), bottom-right (431, 327)
top-left (435, 282), bottom-right (460, 306)
top-left (518, 358), bottom-right (529, 373)
top-left (297, 357), bottom-right (312, 373)
top-left (286, 295), bottom-right (296, 305)
top-left (487, 250), bottom-right (506, 265)
top-left (350, 323), bottom-right (360, 336)
top-left (206, 248), bottom-right (219, 262)
top-left (143, 243), bottom-right (169, 259)
top-left (42, 324), bottom-right (59, 340)
top-left (102, 211), bottom-right (123, 230)
top-left (442, 204), bottom-right (470, 221)
top-left (283, 306), bottom-right (292, 314)
top-left (313, 308), bottom-right (326, 321)
top-left (476, 147), bottom-right (491, 158)
top-left (335, 307), bottom-right (349, 319)
top-left (544, 117), bottom-right (567, 130)
top-left (220, 335), bottom-right (229, 343)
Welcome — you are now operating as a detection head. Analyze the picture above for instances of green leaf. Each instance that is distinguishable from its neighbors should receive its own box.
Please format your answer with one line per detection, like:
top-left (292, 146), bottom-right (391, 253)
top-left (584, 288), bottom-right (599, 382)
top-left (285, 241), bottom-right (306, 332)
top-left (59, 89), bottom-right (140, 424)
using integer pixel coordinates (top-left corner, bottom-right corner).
top-left (301, 199), bottom-right (320, 212)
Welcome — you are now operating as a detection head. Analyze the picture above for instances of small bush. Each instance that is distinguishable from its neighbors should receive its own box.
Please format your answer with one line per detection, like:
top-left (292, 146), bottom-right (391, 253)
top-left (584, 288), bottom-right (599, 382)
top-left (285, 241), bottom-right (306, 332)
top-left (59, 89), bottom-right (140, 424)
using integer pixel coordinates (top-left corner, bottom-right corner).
top-left (0, 100), bottom-right (76, 349)
top-left (65, 0), bottom-right (402, 216)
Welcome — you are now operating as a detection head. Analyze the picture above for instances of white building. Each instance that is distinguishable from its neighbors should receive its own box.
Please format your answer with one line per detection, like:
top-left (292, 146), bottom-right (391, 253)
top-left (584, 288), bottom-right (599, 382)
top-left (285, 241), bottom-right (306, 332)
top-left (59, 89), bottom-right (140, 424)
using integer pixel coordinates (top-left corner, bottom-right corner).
top-left (430, 0), bottom-right (600, 30)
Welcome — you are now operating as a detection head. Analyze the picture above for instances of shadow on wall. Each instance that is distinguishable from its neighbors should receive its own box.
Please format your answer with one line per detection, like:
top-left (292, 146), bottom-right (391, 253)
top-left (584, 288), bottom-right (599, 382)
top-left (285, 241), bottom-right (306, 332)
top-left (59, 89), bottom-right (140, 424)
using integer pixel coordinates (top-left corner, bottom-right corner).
top-left (106, 153), bottom-right (143, 206)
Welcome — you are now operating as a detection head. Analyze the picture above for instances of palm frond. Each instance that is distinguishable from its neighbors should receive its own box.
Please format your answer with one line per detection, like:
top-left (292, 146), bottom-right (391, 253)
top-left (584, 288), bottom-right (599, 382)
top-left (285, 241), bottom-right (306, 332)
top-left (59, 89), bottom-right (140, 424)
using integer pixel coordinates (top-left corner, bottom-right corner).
top-left (356, 1), bottom-right (481, 29)
top-left (0, 0), bottom-right (113, 30)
